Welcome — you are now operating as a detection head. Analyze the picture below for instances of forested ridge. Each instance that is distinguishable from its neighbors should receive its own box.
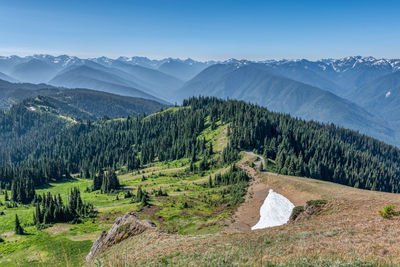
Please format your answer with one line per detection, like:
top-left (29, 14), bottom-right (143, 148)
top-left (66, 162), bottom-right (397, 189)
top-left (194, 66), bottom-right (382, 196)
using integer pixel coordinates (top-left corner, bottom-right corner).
top-left (1, 96), bottom-right (400, 193)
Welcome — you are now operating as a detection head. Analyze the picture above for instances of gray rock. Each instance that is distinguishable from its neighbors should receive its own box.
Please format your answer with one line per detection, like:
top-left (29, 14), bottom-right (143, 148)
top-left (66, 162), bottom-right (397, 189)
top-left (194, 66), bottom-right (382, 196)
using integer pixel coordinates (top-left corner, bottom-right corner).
top-left (86, 212), bottom-right (156, 262)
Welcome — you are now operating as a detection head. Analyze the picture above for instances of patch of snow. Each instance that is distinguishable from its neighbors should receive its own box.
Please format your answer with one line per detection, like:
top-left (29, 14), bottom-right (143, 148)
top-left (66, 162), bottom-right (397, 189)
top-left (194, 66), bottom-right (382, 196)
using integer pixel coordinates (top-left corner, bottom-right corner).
top-left (251, 189), bottom-right (294, 230)
top-left (386, 91), bottom-right (391, 98)
top-left (28, 106), bottom-right (36, 111)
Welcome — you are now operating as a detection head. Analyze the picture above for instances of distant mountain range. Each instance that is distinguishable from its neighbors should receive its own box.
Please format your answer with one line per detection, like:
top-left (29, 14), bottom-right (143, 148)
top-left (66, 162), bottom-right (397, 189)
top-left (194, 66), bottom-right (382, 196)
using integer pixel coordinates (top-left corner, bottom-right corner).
top-left (1, 54), bottom-right (400, 145)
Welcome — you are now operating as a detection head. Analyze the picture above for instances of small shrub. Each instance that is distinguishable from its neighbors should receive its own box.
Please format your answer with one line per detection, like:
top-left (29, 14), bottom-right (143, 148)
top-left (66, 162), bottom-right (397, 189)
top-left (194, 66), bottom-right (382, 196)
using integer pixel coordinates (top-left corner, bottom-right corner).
top-left (181, 202), bottom-right (189, 209)
top-left (306, 199), bottom-right (327, 207)
top-left (291, 206), bottom-right (304, 220)
top-left (378, 205), bottom-right (400, 219)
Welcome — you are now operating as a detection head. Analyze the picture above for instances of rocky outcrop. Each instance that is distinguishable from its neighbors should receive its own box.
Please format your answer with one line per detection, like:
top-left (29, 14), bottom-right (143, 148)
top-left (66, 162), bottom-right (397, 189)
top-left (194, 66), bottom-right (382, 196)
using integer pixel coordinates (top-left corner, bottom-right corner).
top-left (289, 199), bottom-right (327, 222)
top-left (86, 212), bottom-right (156, 262)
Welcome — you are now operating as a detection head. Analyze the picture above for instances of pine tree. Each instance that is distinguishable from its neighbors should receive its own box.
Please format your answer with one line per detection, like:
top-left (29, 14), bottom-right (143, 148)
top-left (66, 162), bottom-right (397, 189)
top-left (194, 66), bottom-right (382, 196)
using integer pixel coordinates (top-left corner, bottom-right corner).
top-left (14, 214), bottom-right (24, 235)
top-left (93, 169), bottom-right (104, 191)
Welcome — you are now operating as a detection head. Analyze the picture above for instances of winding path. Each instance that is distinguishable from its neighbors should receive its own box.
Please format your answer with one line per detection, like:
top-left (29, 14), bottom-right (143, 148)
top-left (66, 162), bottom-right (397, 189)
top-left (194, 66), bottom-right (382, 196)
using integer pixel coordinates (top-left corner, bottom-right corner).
top-left (224, 152), bottom-right (270, 233)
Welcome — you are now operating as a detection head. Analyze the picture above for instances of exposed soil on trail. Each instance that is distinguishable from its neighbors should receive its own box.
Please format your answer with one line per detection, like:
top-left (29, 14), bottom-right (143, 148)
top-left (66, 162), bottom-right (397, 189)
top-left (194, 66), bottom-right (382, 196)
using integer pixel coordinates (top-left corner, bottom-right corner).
top-left (224, 154), bottom-right (270, 233)
top-left (224, 152), bottom-right (269, 233)
top-left (224, 151), bottom-right (318, 233)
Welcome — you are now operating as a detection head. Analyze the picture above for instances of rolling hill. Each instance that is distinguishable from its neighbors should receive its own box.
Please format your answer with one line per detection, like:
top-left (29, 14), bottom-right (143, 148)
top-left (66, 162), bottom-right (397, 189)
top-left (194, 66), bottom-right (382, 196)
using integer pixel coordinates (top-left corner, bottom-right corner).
top-left (23, 89), bottom-right (168, 120)
top-left (2, 98), bottom-right (400, 265)
top-left (177, 64), bottom-right (397, 145)
top-left (0, 79), bottom-right (59, 109)
top-left (91, 59), bottom-right (184, 99)
top-left (0, 79), bottom-right (168, 118)
top-left (48, 64), bottom-right (168, 103)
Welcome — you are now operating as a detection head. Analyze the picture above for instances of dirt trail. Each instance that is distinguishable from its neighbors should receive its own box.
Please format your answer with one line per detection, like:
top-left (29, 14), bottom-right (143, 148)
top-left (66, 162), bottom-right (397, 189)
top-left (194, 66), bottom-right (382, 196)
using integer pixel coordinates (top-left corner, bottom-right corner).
top-left (224, 152), bottom-right (270, 233)
top-left (224, 151), bottom-right (314, 233)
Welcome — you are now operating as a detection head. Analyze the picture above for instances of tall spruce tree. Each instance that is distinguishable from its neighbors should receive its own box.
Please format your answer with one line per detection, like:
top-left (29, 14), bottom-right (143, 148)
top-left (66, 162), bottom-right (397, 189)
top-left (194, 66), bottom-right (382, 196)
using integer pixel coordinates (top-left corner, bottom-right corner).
top-left (11, 178), bottom-right (35, 204)
top-left (101, 169), bottom-right (120, 193)
top-left (14, 214), bottom-right (24, 235)
top-left (93, 169), bottom-right (104, 191)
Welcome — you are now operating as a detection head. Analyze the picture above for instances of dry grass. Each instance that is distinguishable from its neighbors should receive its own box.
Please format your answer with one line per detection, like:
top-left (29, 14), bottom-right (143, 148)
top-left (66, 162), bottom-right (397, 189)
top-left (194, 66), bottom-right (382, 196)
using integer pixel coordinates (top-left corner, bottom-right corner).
top-left (89, 152), bottom-right (400, 266)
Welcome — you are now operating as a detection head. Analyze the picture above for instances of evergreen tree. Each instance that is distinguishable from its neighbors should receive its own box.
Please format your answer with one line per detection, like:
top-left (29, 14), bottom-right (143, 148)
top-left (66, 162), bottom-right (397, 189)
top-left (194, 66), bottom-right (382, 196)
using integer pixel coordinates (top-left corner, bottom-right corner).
top-left (14, 214), bottom-right (24, 235)
top-left (93, 169), bottom-right (104, 191)
top-left (101, 169), bottom-right (120, 193)
top-left (11, 178), bottom-right (35, 204)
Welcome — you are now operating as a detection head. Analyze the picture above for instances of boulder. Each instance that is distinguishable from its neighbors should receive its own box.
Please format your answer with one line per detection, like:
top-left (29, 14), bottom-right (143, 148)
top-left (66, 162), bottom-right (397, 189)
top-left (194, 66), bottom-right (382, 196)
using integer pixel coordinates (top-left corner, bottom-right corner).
top-left (86, 212), bottom-right (156, 262)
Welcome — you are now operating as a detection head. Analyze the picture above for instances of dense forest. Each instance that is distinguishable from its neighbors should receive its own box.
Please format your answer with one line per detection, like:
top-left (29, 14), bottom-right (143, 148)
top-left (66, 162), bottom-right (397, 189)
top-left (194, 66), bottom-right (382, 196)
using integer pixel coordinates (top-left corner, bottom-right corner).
top-left (1, 97), bottom-right (400, 193)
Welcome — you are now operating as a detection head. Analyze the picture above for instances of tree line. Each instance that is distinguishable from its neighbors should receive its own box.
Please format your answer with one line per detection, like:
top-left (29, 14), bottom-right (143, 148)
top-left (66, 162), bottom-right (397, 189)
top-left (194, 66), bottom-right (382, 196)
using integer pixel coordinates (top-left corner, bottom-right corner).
top-left (2, 96), bottom-right (400, 193)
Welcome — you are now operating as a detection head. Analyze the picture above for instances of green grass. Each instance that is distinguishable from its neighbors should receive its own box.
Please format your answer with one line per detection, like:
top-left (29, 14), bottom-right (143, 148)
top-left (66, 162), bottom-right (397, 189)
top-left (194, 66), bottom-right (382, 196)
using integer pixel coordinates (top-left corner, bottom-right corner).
top-left (0, 119), bottom-right (236, 266)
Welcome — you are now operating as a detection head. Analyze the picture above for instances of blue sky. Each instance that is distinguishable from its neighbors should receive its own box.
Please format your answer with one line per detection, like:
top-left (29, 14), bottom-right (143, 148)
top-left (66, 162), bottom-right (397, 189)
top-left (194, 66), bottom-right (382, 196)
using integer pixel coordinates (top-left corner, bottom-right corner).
top-left (0, 0), bottom-right (399, 60)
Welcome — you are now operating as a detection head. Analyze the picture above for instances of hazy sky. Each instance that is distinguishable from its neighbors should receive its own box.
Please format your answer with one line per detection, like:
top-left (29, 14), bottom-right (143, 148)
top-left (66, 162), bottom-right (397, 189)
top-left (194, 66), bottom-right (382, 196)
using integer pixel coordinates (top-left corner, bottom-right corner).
top-left (1, 0), bottom-right (399, 60)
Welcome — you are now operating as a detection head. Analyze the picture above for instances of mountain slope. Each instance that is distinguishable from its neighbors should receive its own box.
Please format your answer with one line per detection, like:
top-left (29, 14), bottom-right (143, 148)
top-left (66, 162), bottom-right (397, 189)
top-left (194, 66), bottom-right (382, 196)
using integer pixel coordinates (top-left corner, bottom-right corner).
top-left (94, 152), bottom-right (400, 266)
top-left (178, 64), bottom-right (396, 145)
top-left (348, 71), bottom-right (400, 127)
top-left (10, 59), bottom-right (60, 83)
top-left (158, 59), bottom-right (212, 81)
top-left (0, 71), bottom-right (18, 83)
top-left (258, 56), bottom-right (400, 96)
top-left (24, 89), bottom-right (168, 120)
top-left (255, 61), bottom-right (344, 95)
top-left (92, 59), bottom-right (184, 99)
top-left (49, 65), bottom-right (167, 103)
top-left (0, 79), bottom-right (59, 109)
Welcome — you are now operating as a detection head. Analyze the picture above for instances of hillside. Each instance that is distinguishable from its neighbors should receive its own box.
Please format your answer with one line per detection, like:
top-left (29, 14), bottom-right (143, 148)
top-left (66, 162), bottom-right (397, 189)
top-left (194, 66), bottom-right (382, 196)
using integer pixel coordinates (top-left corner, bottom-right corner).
top-left (158, 59), bottom-right (211, 81)
top-left (92, 152), bottom-right (400, 266)
top-left (92, 59), bottom-right (184, 99)
top-left (22, 89), bottom-right (167, 120)
top-left (178, 64), bottom-right (397, 145)
top-left (2, 97), bottom-right (400, 191)
top-left (348, 71), bottom-right (400, 129)
top-left (0, 79), bottom-right (59, 109)
top-left (2, 98), bottom-right (400, 266)
top-left (10, 59), bottom-right (60, 83)
top-left (48, 65), bottom-right (166, 102)
top-left (0, 87), bottom-right (167, 166)
top-left (0, 72), bottom-right (18, 83)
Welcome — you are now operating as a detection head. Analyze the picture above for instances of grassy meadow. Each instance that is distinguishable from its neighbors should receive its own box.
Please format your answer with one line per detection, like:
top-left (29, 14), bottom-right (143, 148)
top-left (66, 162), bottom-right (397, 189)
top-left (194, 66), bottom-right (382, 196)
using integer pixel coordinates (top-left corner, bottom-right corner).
top-left (0, 120), bottom-right (239, 266)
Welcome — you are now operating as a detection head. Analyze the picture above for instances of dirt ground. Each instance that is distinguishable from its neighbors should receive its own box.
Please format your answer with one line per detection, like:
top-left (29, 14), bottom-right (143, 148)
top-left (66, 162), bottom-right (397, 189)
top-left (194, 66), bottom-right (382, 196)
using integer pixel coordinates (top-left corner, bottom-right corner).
top-left (224, 153), bottom-right (270, 233)
top-left (93, 152), bottom-right (400, 266)
top-left (224, 151), bottom-right (312, 233)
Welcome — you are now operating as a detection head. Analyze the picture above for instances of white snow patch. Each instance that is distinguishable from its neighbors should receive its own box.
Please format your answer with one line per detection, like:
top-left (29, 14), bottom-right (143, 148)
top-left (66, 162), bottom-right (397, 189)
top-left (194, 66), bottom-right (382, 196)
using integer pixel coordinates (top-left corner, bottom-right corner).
top-left (251, 189), bottom-right (295, 230)
top-left (386, 91), bottom-right (391, 98)
top-left (28, 106), bottom-right (36, 111)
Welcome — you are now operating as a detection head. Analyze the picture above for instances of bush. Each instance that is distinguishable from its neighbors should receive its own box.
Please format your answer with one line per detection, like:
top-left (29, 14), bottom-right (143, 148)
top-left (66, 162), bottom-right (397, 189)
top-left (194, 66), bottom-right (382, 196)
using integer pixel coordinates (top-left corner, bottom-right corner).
top-left (306, 199), bottom-right (327, 207)
top-left (378, 205), bottom-right (400, 219)
top-left (181, 202), bottom-right (189, 209)
top-left (291, 206), bottom-right (305, 220)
